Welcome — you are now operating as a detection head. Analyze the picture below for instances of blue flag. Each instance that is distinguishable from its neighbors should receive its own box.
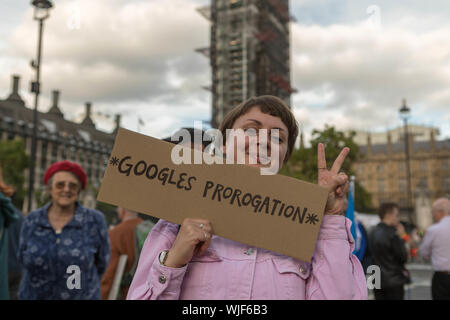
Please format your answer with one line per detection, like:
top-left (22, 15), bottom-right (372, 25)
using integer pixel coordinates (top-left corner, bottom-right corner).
top-left (345, 184), bottom-right (357, 252)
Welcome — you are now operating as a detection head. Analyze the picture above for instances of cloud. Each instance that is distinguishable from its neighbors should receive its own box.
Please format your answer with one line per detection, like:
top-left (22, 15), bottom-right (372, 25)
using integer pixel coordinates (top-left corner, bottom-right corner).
top-left (1, 0), bottom-right (449, 141)
top-left (0, 0), bottom-right (211, 137)
top-left (290, 20), bottom-right (450, 137)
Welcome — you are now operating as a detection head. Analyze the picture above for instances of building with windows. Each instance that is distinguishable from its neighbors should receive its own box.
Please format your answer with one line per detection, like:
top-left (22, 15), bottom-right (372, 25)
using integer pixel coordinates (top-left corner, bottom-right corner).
top-left (354, 130), bottom-right (450, 229)
top-left (0, 75), bottom-right (120, 212)
top-left (197, 0), bottom-right (296, 128)
top-left (346, 125), bottom-right (440, 146)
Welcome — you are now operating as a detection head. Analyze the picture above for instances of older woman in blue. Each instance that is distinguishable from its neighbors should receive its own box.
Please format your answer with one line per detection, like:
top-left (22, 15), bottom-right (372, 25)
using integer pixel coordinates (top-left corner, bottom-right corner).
top-left (18, 161), bottom-right (110, 299)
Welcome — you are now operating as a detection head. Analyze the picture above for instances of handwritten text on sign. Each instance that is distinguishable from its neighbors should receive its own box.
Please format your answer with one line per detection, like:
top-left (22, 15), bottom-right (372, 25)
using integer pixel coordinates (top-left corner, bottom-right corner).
top-left (97, 128), bottom-right (329, 262)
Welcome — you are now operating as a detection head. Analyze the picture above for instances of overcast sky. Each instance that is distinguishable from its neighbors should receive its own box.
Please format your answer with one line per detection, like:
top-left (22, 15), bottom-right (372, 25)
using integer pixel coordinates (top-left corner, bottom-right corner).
top-left (1, 0), bottom-right (449, 143)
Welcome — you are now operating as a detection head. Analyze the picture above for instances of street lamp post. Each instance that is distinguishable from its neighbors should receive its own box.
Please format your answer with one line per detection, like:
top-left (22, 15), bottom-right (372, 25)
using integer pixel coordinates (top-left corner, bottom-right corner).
top-left (399, 98), bottom-right (414, 225)
top-left (27, 0), bottom-right (53, 213)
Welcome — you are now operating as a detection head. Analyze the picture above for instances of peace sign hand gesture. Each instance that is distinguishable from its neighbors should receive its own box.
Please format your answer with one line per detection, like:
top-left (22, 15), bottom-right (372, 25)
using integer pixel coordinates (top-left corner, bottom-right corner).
top-left (317, 143), bottom-right (350, 215)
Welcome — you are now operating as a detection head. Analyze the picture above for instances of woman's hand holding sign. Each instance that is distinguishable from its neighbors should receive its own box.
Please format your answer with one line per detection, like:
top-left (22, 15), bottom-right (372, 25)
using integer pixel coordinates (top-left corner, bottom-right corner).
top-left (317, 143), bottom-right (350, 216)
top-left (164, 143), bottom-right (350, 268)
top-left (164, 218), bottom-right (213, 268)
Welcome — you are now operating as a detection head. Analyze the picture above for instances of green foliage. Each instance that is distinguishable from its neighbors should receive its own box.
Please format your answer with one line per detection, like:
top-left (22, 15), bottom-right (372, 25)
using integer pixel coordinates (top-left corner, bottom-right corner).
top-left (0, 139), bottom-right (29, 209)
top-left (354, 180), bottom-right (375, 213)
top-left (279, 125), bottom-right (373, 213)
top-left (96, 200), bottom-right (119, 226)
top-left (34, 187), bottom-right (51, 209)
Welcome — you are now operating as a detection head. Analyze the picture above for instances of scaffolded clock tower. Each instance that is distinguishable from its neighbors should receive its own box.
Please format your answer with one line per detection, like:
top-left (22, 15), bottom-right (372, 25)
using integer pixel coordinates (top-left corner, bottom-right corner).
top-left (197, 0), bottom-right (296, 128)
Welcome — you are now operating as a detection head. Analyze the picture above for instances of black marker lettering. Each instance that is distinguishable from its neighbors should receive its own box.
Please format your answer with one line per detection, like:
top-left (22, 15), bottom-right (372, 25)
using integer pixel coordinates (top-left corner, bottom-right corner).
top-left (158, 168), bottom-right (170, 185)
top-left (252, 195), bottom-right (262, 212)
top-left (177, 173), bottom-right (187, 189)
top-left (186, 176), bottom-right (196, 191)
top-left (242, 193), bottom-right (252, 206)
top-left (203, 181), bottom-right (215, 197)
top-left (278, 202), bottom-right (285, 216)
top-left (118, 156), bottom-right (132, 176)
top-left (230, 189), bottom-right (242, 207)
top-left (145, 164), bottom-right (158, 179)
top-left (167, 169), bottom-right (177, 185)
top-left (259, 196), bottom-right (270, 214)
top-left (284, 205), bottom-right (294, 218)
top-left (133, 160), bottom-right (147, 176)
top-left (223, 187), bottom-right (233, 199)
top-left (271, 199), bottom-right (281, 215)
top-left (293, 207), bottom-right (307, 224)
top-left (212, 184), bottom-right (224, 202)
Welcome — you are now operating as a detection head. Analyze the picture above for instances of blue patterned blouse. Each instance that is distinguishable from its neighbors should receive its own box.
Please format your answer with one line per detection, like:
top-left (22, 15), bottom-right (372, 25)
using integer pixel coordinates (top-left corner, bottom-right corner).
top-left (18, 202), bottom-right (110, 300)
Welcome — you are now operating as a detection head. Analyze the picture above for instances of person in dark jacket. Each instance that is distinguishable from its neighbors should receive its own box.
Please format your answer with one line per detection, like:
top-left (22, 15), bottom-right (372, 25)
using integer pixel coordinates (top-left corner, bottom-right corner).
top-left (0, 179), bottom-right (20, 300)
top-left (369, 202), bottom-right (409, 300)
top-left (7, 201), bottom-right (24, 300)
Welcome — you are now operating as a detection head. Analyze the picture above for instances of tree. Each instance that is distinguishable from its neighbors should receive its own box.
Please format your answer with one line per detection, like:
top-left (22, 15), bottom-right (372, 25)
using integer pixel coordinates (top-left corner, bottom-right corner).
top-left (279, 126), bottom-right (373, 213)
top-left (96, 200), bottom-right (119, 226)
top-left (0, 139), bottom-right (30, 209)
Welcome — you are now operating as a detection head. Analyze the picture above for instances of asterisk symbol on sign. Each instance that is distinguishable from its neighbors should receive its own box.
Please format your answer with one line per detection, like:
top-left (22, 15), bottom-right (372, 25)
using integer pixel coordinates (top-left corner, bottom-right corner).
top-left (109, 156), bottom-right (120, 166)
top-left (306, 213), bottom-right (319, 225)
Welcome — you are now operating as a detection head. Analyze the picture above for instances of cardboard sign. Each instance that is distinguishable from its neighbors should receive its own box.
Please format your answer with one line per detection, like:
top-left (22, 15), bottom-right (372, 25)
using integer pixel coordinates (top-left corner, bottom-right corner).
top-left (97, 128), bottom-right (329, 262)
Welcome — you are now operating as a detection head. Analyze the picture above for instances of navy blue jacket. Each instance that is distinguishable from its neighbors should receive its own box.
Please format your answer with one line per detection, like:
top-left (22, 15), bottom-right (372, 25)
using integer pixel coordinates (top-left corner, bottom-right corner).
top-left (18, 202), bottom-right (110, 300)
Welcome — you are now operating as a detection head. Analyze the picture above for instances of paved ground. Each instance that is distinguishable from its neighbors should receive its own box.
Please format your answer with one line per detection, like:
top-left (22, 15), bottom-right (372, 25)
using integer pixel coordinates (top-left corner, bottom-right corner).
top-left (367, 262), bottom-right (433, 300)
top-left (405, 263), bottom-right (433, 300)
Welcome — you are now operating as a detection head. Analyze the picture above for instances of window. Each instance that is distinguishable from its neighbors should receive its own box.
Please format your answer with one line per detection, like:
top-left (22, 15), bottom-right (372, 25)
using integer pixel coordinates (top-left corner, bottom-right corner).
top-left (87, 152), bottom-right (92, 178)
top-left (356, 164), bottom-right (364, 175)
top-left (51, 143), bottom-right (58, 162)
top-left (442, 177), bottom-right (450, 191)
top-left (79, 151), bottom-right (85, 165)
top-left (398, 179), bottom-right (406, 192)
top-left (61, 144), bottom-right (67, 159)
top-left (377, 179), bottom-right (385, 193)
top-left (376, 164), bottom-right (384, 173)
top-left (70, 146), bottom-right (76, 161)
top-left (399, 197), bottom-right (408, 208)
top-left (416, 177), bottom-right (428, 190)
top-left (441, 159), bottom-right (449, 170)
top-left (419, 160), bottom-right (427, 171)
top-left (95, 153), bottom-right (100, 183)
top-left (40, 141), bottom-right (48, 171)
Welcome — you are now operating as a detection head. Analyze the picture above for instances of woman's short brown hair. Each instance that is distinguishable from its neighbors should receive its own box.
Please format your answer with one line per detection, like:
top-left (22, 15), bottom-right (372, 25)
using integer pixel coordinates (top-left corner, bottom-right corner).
top-left (219, 95), bottom-right (299, 164)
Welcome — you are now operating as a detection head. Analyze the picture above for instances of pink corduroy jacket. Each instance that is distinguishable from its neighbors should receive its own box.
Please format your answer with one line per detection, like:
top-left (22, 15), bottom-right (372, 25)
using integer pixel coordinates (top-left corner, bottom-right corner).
top-left (127, 215), bottom-right (368, 300)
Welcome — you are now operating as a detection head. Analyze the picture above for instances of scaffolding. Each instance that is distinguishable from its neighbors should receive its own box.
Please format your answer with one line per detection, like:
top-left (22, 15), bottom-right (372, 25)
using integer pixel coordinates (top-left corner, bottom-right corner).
top-left (196, 0), bottom-right (296, 128)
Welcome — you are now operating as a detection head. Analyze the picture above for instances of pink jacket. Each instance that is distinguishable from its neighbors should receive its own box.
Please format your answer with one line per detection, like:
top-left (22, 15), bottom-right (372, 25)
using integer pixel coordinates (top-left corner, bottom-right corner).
top-left (127, 215), bottom-right (368, 300)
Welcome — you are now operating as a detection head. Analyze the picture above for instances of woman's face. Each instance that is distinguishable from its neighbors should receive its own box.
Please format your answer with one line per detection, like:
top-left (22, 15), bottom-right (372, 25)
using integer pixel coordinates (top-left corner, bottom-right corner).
top-left (49, 171), bottom-right (80, 208)
top-left (227, 106), bottom-right (288, 173)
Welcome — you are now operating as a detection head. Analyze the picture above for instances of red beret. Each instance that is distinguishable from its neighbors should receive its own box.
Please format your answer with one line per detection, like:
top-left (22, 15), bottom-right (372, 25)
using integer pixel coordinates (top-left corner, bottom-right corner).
top-left (43, 160), bottom-right (88, 189)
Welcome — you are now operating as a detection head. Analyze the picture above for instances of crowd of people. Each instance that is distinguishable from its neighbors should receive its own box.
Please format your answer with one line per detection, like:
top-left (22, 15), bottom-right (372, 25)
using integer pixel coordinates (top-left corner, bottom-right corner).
top-left (0, 95), bottom-right (448, 300)
top-left (349, 199), bottom-right (450, 300)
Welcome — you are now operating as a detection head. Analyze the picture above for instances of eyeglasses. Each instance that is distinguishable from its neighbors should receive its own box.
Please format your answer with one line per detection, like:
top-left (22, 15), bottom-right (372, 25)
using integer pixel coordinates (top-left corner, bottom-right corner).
top-left (54, 181), bottom-right (80, 191)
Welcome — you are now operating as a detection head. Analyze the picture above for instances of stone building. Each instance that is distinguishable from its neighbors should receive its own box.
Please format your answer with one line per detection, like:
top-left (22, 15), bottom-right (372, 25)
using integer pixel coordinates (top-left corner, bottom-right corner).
top-left (347, 125), bottom-right (440, 146)
top-left (0, 75), bottom-right (120, 213)
top-left (354, 130), bottom-right (450, 229)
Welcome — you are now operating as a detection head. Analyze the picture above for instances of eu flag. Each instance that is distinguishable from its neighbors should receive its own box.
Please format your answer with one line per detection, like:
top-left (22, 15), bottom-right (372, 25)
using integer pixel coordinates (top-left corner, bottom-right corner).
top-left (345, 184), bottom-right (357, 251)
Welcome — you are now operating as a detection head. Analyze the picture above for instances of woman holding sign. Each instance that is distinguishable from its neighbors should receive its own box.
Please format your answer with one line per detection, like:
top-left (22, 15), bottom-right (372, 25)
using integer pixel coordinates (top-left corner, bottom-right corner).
top-left (127, 96), bottom-right (367, 300)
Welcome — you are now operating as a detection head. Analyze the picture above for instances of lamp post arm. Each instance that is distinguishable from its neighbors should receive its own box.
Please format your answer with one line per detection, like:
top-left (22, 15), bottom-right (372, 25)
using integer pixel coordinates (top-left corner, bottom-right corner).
top-left (403, 119), bottom-right (413, 225)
